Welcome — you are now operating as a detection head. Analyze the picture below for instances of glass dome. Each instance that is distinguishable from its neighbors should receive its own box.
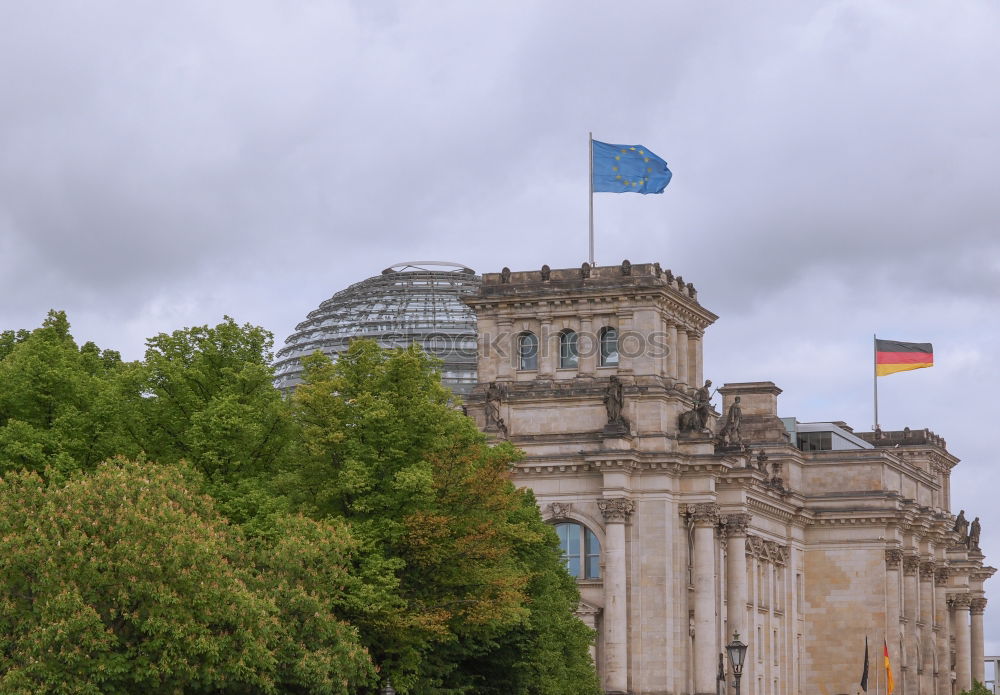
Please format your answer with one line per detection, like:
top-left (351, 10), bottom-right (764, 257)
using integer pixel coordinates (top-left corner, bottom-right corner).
top-left (273, 261), bottom-right (481, 395)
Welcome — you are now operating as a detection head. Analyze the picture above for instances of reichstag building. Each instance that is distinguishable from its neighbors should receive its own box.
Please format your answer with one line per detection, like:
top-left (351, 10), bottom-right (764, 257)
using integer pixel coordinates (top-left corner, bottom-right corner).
top-left (277, 260), bottom-right (993, 695)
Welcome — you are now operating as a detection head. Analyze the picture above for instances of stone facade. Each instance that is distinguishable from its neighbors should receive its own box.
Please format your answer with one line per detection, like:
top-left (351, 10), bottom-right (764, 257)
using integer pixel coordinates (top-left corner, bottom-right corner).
top-left (462, 262), bottom-right (994, 695)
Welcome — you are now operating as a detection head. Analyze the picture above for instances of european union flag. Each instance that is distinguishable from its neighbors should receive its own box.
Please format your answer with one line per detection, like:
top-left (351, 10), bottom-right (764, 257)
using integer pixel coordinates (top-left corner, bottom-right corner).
top-left (592, 140), bottom-right (672, 194)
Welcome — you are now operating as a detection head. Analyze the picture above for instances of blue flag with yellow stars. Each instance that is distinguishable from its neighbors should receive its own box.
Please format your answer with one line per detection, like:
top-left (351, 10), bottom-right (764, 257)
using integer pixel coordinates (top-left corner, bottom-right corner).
top-left (592, 140), bottom-right (672, 194)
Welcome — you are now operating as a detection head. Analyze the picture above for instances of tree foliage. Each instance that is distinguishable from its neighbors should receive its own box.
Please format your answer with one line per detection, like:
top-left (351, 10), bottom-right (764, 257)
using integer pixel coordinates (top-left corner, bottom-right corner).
top-left (0, 312), bottom-right (600, 695)
top-left (0, 458), bottom-right (373, 694)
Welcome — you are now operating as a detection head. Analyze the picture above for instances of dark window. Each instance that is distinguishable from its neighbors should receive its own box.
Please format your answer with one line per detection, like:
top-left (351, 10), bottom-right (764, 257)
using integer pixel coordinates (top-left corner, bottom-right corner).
top-left (600, 326), bottom-right (619, 366)
top-left (555, 521), bottom-right (601, 579)
top-left (518, 332), bottom-right (538, 370)
top-left (559, 330), bottom-right (579, 368)
top-left (797, 431), bottom-right (832, 451)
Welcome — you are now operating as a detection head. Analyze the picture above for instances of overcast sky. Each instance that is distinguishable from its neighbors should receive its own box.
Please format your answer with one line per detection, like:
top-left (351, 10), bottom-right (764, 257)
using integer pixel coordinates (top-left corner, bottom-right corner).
top-left (3, 0), bottom-right (999, 656)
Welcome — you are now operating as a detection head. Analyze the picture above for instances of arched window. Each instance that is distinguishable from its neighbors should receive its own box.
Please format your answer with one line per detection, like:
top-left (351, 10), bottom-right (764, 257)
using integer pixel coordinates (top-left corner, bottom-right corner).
top-left (599, 326), bottom-right (619, 366)
top-left (518, 332), bottom-right (538, 370)
top-left (555, 521), bottom-right (601, 579)
top-left (559, 329), bottom-right (578, 368)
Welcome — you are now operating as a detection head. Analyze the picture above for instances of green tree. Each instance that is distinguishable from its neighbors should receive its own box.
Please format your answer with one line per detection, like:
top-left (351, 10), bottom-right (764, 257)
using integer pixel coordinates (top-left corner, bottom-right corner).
top-left (122, 316), bottom-right (293, 526)
top-left (286, 341), bottom-right (600, 695)
top-left (959, 681), bottom-right (992, 695)
top-left (0, 311), bottom-right (136, 478)
top-left (0, 458), bottom-right (374, 695)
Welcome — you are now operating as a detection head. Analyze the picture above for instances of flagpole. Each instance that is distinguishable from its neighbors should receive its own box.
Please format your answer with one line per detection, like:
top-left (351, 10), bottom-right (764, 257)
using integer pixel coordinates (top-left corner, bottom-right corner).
top-left (873, 334), bottom-right (879, 429)
top-left (588, 132), bottom-right (595, 265)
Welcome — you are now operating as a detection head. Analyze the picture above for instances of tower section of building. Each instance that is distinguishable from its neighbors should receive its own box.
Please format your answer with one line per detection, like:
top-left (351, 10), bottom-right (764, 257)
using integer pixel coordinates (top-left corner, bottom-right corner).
top-left (463, 261), bottom-right (992, 695)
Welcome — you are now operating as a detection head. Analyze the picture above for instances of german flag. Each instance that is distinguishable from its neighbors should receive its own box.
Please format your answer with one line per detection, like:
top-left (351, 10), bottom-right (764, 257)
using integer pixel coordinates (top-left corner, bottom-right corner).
top-left (875, 339), bottom-right (933, 377)
top-left (884, 640), bottom-right (895, 695)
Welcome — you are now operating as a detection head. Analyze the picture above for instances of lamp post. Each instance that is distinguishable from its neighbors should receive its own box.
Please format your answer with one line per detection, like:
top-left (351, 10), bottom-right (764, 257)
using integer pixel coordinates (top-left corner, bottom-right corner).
top-left (726, 631), bottom-right (749, 695)
top-left (379, 681), bottom-right (396, 695)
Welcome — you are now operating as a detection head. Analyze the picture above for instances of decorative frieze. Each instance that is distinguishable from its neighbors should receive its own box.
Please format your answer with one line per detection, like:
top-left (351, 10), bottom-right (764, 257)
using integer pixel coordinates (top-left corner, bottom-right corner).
top-left (684, 502), bottom-right (720, 526)
top-left (745, 534), bottom-right (789, 566)
top-left (970, 597), bottom-right (987, 615)
top-left (920, 561), bottom-right (937, 580)
top-left (723, 513), bottom-right (752, 537)
top-left (885, 548), bottom-right (904, 567)
top-left (546, 502), bottom-right (573, 519)
top-left (903, 555), bottom-right (922, 576)
top-left (598, 497), bottom-right (635, 523)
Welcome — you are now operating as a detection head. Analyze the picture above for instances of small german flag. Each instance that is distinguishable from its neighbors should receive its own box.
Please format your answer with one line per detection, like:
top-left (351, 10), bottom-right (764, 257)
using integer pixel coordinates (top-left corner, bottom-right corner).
top-left (875, 339), bottom-right (933, 377)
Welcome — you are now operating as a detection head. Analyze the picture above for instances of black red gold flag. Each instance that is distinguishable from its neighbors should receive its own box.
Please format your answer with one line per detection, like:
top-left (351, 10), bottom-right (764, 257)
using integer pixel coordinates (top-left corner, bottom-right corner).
top-left (875, 339), bottom-right (933, 377)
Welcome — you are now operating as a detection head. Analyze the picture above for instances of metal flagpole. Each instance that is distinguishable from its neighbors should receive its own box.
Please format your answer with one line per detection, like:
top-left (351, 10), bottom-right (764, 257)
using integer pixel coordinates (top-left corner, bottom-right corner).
top-left (873, 334), bottom-right (879, 429)
top-left (589, 132), bottom-right (595, 266)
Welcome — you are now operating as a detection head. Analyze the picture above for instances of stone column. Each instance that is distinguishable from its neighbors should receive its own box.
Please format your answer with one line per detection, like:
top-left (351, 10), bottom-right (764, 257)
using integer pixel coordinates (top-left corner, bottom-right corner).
top-left (935, 567), bottom-right (952, 695)
top-left (688, 330), bottom-right (704, 389)
top-left (950, 594), bottom-right (972, 693)
top-left (665, 321), bottom-right (678, 380)
top-left (886, 550), bottom-right (903, 638)
top-left (903, 555), bottom-right (921, 695)
top-left (538, 318), bottom-right (555, 377)
top-left (579, 314), bottom-right (596, 376)
top-left (971, 598), bottom-right (987, 685)
top-left (724, 513), bottom-right (752, 641)
top-left (920, 561), bottom-right (936, 693)
top-left (598, 497), bottom-right (635, 695)
top-left (497, 319), bottom-right (514, 379)
top-left (689, 503), bottom-right (721, 695)
top-left (676, 328), bottom-right (689, 388)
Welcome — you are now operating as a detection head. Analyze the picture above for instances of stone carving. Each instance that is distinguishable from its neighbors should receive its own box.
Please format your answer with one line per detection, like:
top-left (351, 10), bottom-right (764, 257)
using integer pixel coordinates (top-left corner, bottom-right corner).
top-left (621, 259), bottom-right (632, 276)
top-left (920, 561), bottom-right (937, 580)
top-left (885, 548), bottom-right (904, 566)
top-left (953, 510), bottom-right (969, 543)
top-left (653, 262), bottom-right (662, 277)
top-left (500, 267), bottom-right (511, 283)
top-left (723, 513), bottom-right (752, 536)
top-left (664, 269), bottom-right (674, 284)
top-left (598, 497), bottom-right (635, 522)
top-left (680, 379), bottom-right (713, 434)
top-left (903, 555), bottom-right (921, 575)
top-left (947, 593), bottom-right (972, 610)
top-left (756, 449), bottom-right (769, 473)
top-left (934, 566), bottom-right (951, 586)
top-left (718, 396), bottom-right (743, 448)
top-left (540, 264), bottom-right (551, 281)
top-left (745, 535), bottom-right (765, 558)
top-left (603, 376), bottom-right (627, 427)
top-left (546, 502), bottom-right (573, 519)
top-left (687, 282), bottom-right (696, 299)
top-left (685, 502), bottom-right (720, 526)
top-left (484, 381), bottom-right (508, 437)
top-left (676, 275), bottom-right (685, 291)
top-left (581, 262), bottom-right (591, 278)
top-left (969, 517), bottom-right (981, 550)
top-left (971, 597), bottom-right (988, 615)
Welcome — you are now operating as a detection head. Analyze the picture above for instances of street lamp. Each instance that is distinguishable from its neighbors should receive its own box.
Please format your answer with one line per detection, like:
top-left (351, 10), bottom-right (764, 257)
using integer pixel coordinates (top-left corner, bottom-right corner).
top-left (726, 631), bottom-right (749, 695)
top-left (379, 681), bottom-right (396, 695)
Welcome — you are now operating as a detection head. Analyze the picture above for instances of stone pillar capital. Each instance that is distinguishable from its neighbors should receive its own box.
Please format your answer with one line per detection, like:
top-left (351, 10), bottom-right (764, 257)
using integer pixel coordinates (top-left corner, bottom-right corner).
top-left (598, 497), bottom-right (635, 523)
top-left (948, 593), bottom-right (972, 611)
top-left (885, 548), bottom-right (904, 567)
top-left (935, 566), bottom-right (952, 587)
top-left (920, 560), bottom-right (938, 580)
top-left (723, 512), bottom-right (752, 537)
top-left (903, 555), bottom-right (922, 575)
top-left (684, 502), bottom-right (720, 526)
top-left (971, 597), bottom-right (988, 615)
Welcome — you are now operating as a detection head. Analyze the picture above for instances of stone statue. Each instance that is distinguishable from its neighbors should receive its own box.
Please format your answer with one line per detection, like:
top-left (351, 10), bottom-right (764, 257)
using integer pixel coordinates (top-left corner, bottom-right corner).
top-left (954, 510), bottom-right (969, 543)
top-left (485, 381), bottom-right (508, 436)
top-left (540, 264), bottom-right (551, 281)
top-left (604, 376), bottom-right (625, 425)
top-left (694, 379), bottom-right (713, 429)
top-left (621, 259), bottom-right (632, 276)
top-left (581, 262), bottom-right (591, 278)
top-left (500, 267), bottom-right (511, 284)
top-left (756, 449), bottom-right (769, 474)
top-left (719, 396), bottom-right (743, 447)
top-left (969, 517), bottom-right (981, 550)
